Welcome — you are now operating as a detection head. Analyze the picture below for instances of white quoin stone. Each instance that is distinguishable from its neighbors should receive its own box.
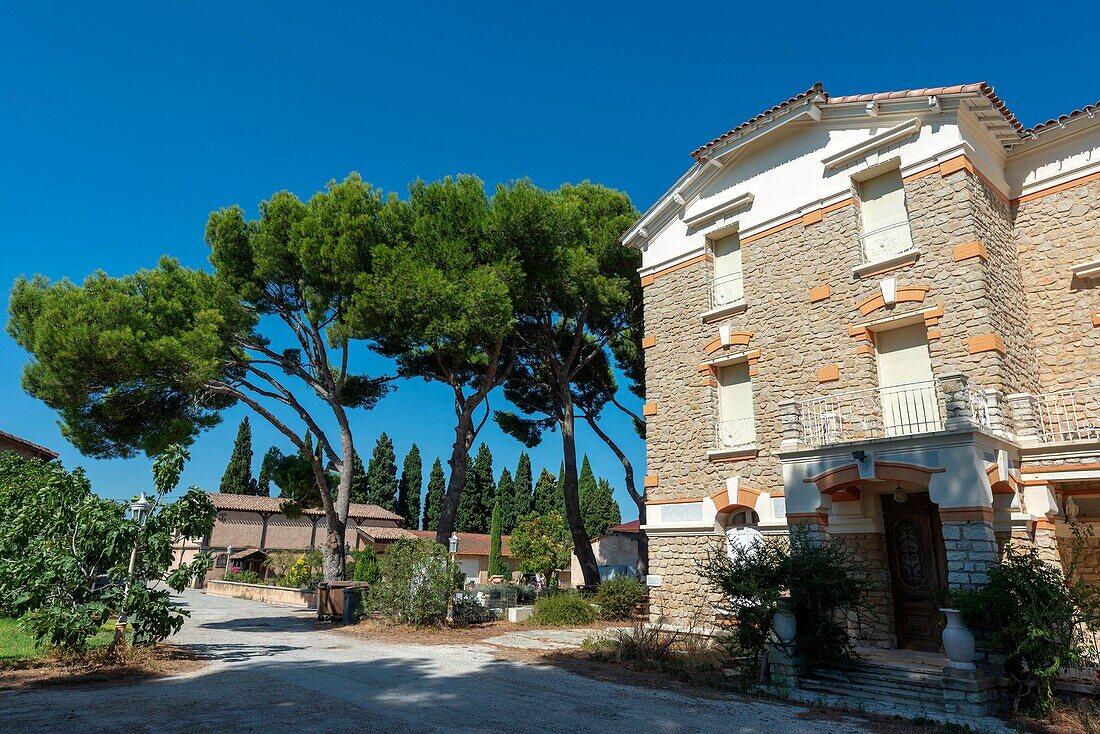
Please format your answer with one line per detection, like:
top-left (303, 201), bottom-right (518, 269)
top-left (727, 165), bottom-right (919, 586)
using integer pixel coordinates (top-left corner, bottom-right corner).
top-left (880, 277), bottom-right (898, 305)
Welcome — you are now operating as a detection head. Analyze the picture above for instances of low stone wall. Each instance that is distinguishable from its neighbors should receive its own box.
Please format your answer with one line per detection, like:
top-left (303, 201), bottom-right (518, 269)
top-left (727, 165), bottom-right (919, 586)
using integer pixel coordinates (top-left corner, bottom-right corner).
top-left (205, 579), bottom-right (318, 608)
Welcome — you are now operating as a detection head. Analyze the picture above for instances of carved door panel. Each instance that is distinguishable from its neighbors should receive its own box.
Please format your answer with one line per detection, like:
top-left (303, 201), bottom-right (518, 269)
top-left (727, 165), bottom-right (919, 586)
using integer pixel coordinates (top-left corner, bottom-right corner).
top-left (881, 492), bottom-right (948, 651)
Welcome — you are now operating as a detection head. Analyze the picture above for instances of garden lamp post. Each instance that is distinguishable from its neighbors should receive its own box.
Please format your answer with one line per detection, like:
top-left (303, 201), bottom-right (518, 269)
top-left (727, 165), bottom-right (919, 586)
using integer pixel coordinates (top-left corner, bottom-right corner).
top-left (113, 493), bottom-right (154, 647)
top-left (448, 532), bottom-right (459, 563)
top-left (224, 546), bottom-right (234, 580)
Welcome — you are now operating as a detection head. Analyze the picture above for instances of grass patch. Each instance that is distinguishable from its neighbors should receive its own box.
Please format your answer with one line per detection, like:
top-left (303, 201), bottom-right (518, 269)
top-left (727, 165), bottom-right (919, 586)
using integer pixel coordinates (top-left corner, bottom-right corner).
top-left (0, 618), bottom-right (116, 665)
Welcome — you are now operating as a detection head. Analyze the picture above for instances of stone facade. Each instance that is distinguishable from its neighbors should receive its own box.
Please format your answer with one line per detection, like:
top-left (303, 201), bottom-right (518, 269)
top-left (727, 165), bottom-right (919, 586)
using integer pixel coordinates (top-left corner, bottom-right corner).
top-left (647, 534), bottom-right (725, 627)
top-left (839, 533), bottom-right (895, 647)
top-left (635, 86), bottom-right (1100, 654)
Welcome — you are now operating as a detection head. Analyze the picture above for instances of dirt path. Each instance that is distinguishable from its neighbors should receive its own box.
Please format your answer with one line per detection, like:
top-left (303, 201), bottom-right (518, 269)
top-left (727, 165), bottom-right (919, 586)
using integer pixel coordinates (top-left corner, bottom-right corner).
top-left (0, 590), bottom-right (881, 734)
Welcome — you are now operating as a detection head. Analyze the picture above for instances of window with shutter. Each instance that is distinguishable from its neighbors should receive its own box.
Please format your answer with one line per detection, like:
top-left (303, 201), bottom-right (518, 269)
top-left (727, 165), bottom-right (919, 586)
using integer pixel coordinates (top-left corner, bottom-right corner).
top-left (858, 168), bottom-right (913, 263)
top-left (717, 361), bottom-right (755, 447)
top-left (710, 232), bottom-right (744, 309)
top-left (875, 323), bottom-right (940, 436)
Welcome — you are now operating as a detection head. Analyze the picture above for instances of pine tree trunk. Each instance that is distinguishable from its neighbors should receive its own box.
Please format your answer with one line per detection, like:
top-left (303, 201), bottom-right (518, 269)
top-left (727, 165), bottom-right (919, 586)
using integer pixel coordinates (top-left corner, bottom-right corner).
top-left (635, 503), bottom-right (648, 578)
top-left (561, 392), bottom-right (600, 588)
top-left (320, 425), bottom-right (355, 582)
top-left (436, 408), bottom-right (472, 545)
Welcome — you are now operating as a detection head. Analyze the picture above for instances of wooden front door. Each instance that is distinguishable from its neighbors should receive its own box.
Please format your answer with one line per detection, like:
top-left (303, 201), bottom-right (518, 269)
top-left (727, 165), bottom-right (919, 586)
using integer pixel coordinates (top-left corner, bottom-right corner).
top-left (881, 492), bottom-right (948, 651)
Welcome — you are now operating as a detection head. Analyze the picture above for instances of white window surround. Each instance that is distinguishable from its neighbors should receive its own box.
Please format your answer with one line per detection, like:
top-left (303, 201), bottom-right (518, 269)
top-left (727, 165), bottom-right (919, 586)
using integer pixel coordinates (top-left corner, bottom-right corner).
top-left (1071, 258), bottom-right (1100, 279)
top-left (700, 348), bottom-right (755, 368)
top-left (852, 248), bottom-right (921, 279)
top-left (822, 118), bottom-right (923, 170)
top-left (683, 191), bottom-right (755, 229)
top-left (856, 165), bottom-right (916, 271)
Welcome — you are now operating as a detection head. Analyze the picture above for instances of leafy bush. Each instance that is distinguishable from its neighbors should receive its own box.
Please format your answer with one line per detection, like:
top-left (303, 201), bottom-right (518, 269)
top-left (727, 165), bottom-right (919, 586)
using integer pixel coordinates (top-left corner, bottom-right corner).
top-left (955, 534), bottom-right (1100, 714)
top-left (700, 526), bottom-right (870, 675)
top-left (224, 569), bottom-right (262, 584)
top-left (365, 538), bottom-right (458, 626)
top-left (595, 576), bottom-right (644, 621)
top-left (0, 446), bottom-right (214, 651)
top-left (349, 547), bottom-right (381, 584)
top-left (531, 592), bottom-right (597, 626)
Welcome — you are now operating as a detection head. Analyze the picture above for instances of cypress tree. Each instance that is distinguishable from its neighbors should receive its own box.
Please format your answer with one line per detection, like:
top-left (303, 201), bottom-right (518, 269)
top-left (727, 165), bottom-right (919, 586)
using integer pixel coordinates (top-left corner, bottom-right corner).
top-left (497, 468), bottom-right (516, 535)
top-left (488, 495), bottom-right (507, 578)
top-left (396, 444), bottom-right (422, 529)
top-left (554, 462), bottom-right (566, 513)
top-left (578, 455), bottom-right (597, 504)
top-left (511, 452), bottom-right (533, 529)
top-left (457, 444), bottom-right (495, 533)
top-left (219, 417), bottom-right (258, 495)
top-left (257, 446), bottom-right (276, 497)
top-left (531, 468), bottom-right (558, 517)
top-left (349, 450), bottom-right (368, 504)
top-left (581, 477), bottom-right (623, 538)
top-left (423, 458), bottom-right (446, 531)
top-left (365, 433), bottom-right (398, 512)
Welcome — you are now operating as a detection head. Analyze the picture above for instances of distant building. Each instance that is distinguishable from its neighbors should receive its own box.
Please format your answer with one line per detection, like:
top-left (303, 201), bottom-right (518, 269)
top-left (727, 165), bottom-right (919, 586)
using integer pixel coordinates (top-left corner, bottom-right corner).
top-left (0, 429), bottom-right (58, 461)
top-left (570, 520), bottom-right (640, 583)
top-left (409, 530), bottom-right (515, 584)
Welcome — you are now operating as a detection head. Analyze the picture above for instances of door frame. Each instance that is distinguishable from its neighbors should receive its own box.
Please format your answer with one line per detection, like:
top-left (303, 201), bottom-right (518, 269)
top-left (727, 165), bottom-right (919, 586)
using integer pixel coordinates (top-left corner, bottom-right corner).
top-left (880, 491), bottom-right (949, 651)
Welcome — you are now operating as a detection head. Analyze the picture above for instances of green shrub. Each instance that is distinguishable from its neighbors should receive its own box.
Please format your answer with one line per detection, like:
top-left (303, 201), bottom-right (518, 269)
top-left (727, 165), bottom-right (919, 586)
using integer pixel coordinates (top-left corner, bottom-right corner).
top-left (595, 576), bottom-right (644, 621)
top-left (224, 569), bottom-right (262, 584)
top-left (955, 532), bottom-right (1100, 714)
top-left (531, 592), bottom-right (597, 626)
top-left (365, 538), bottom-right (458, 626)
top-left (349, 547), bottom-right (381, 584)
top-left (699, 526), bottom-right (870, 677)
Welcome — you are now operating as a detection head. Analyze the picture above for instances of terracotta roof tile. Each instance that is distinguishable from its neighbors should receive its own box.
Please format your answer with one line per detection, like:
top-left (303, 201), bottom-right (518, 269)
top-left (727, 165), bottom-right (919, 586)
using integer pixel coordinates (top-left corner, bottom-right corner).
top-left (207, 493), bottom-right (403, 522)
top-left (608, 519), bottom-right (640, 533)
top-left (1024, 100), bottom-right (1100, 136)
top-left (690, 81), bottom-right (1028, 161)
top-left (355, 526), bottom-right (418, 542)
top-left (409, 530), bottom-right (511, 557)
top-left (0, 429), bottom-right (58, 460)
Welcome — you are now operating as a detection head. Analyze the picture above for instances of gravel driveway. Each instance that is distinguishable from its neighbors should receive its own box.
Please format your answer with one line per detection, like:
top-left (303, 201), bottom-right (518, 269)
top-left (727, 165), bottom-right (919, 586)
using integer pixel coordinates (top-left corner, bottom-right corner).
top-left (0, 590), bottom-right (879, 733)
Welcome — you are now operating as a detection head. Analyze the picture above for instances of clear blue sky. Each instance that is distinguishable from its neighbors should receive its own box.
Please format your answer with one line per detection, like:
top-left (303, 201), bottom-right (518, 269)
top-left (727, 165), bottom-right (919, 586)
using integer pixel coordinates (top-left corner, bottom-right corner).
top-left (1, 2), bottom-right (1096, 517)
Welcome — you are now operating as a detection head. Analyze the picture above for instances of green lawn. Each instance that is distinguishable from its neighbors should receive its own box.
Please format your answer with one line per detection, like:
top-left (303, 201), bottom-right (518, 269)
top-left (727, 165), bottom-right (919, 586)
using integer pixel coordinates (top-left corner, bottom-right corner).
top-left (0, 618), bottom-right (116, 663)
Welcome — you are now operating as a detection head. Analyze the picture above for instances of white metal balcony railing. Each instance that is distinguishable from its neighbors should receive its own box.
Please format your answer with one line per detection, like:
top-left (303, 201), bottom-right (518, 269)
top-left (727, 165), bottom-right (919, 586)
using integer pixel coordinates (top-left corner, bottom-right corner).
top-left (859, 219), bottom-right (913, 264)
top-left (715, 416), bottom-right (756, 449)
top-left (1035, 387), bottom-right (1100, 443)
top-left (710, 270), bottom-right (745, 310)
top-left (798, 379), bottom-right (990, 446)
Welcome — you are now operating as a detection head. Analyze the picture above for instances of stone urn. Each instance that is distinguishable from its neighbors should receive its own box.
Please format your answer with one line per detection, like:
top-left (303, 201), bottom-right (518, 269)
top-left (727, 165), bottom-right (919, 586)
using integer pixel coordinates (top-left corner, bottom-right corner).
top-left (940, 608), bottom-right (976, 670)
top-left (772, 600), bottom-right (797, 645)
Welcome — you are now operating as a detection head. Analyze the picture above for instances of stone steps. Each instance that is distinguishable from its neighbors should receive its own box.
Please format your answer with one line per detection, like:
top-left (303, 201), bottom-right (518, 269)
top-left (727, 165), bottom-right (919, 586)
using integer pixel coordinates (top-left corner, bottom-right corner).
top-left (800, 662), bottom-right (946, 711)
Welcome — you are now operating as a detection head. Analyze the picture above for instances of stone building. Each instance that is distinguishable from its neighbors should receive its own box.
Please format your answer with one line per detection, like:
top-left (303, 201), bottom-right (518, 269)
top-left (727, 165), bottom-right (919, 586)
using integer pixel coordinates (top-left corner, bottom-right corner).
top-left (174, 492), bottom-right (406, 584)
top-left (624, 82), bottom-right (1099, 653)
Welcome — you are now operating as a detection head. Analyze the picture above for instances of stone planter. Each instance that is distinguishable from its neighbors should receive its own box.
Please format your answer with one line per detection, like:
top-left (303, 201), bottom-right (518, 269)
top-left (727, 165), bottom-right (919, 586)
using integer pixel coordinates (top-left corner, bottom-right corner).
top-left (940, 608), bottom-right (976, 670)
top-left (772, 601), bottom-right (797, 645)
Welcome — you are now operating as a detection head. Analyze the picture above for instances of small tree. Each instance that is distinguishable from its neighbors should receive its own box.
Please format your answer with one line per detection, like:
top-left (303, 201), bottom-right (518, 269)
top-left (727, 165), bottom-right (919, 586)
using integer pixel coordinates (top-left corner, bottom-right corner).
top-left (219, 417), bottom-right (259, 495)
top-left (422, 458), bottom-right (446, 531)
top-left (366, 433), bottom-right (398, 512)
top-left (0, 447), bottom-right (214, 651)
top-left (488, 497), bottom-right (507, 578)
top-left (349, 547), bottom-right (381, 584)
top-left (510, 512), bottom-right (572, 591)
top-left (396, 444), bottom-right (422, 529)
top-left (365, 538), bottom-right (457, 626)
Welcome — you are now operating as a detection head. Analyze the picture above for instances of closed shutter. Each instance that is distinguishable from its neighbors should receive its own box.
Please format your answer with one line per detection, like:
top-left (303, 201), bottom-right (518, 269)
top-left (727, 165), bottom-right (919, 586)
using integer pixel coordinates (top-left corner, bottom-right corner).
top-left (859, 168), bottom-right (912, 261)
top-left (718, 361), bottom-right (755, 447)
top-left (875, 323), bottom-right (939, 435)
top-left (711, 233), bottom-right (744, 306)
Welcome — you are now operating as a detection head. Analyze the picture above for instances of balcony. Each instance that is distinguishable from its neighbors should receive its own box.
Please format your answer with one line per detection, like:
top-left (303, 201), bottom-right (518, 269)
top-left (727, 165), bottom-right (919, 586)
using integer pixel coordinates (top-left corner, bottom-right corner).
top-left (1033, 387), bottom-right (1100, 443)
top-left (715, 416), bottom-right (756, 449)
top-left (783, 375), bottom-right (992, 448)
top-left (859, 220), bottom-right (914, 264)
top-left (710, 270), bottom-right (745, 310)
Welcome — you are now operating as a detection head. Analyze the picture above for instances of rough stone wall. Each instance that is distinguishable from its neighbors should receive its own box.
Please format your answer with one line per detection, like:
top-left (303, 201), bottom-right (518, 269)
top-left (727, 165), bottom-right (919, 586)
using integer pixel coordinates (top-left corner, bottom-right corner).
top-left (968, 174), bottom-right (1040, 396)
top-left (1014, 177), bottom-right (1100, 395)
top-left (942, 519), bottom-right (999, 588)
top-left (1059, 534), bottom-right (1100, 587)
top-left (647, 534), bottom-right (725, 626)
top-left (838, 532), bottom-right (896, 647)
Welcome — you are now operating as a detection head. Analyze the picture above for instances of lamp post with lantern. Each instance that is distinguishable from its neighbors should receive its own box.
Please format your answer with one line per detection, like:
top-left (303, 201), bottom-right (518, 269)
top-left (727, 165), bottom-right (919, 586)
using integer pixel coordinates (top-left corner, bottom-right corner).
top-left (113, 492), bottom-right (153, 647)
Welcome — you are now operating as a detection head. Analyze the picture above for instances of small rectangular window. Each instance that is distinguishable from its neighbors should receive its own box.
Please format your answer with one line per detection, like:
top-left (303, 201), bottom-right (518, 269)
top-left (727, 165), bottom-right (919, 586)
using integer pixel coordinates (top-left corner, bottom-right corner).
top-left (858, 168), bottom-right (912, 263)
top-left (717, 361), bottom-right (755, 448)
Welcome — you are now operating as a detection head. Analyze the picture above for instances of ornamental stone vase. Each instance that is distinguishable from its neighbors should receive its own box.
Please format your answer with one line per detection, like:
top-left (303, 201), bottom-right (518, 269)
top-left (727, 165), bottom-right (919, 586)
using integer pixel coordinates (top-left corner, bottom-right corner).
top-left (772, 601), bottom-right (797, 645)
top-left (940, 608), bottom-right (976, 670)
